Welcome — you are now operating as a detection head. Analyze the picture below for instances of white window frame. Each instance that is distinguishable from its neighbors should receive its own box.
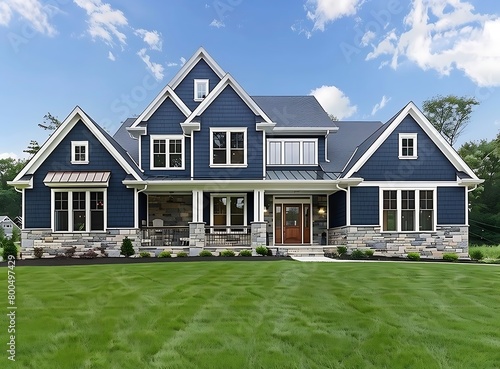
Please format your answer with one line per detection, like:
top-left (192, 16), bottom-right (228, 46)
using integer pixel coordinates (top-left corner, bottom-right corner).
top-left (194, 79), bottom-right (209, 101)
top-left (210, 128), bottom-right (247, 168)
top-left (71, 141), bottom-right (89, 164)
top-left (399, 133), bottom-right (418, 159)
top-left (150, 135), bottom-right (185, 170)
top-left (51, 189), bottom-right (107, 233)
top-left (266, 138), bottom-right (318, 165)
top-left (210, 193), bottom-right (247, 230)
top-left (379, 188), bottom-right (436, 233)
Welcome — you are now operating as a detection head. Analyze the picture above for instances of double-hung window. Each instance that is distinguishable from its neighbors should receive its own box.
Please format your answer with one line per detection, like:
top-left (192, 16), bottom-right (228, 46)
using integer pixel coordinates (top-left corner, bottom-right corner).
top-left (399, 133), bottom-right (418, 159)
top-left (210, 128), bottom-right (247, 167)
top-left (267, 139), bottom-right (317, 165)
top-left (211, 194), bottom-right (246, 228)
top-left (71, 141), bottom-right (89, 164)
top-left (194, 79), bottom-right (209, 101)
top-left (53, 190), bottom-right (106, 232)
top-left (151, 135), bottom-right (184, 170)
top-left (381, 189), bottom-right (434, 232)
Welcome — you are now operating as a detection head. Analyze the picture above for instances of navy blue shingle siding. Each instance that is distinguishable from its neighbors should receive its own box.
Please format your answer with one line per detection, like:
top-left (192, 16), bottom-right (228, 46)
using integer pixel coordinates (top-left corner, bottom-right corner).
top-left (437, 187), bottom-right (465, 225)
top-left (350, 187), bottom-right (379, 225)
top-left (329, 191), bottom-right (346, 228)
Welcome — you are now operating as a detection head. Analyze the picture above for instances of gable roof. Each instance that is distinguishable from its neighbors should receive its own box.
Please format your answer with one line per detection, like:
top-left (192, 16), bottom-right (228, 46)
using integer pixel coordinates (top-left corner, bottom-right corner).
top-left (10, 106), bottom-right (143, 186)
top-left (114, 118), bottom-right (139, 162)
top-left (252, 96), bottom-right (336, 128)
top-left (342, 102), bottom-right (480, 181)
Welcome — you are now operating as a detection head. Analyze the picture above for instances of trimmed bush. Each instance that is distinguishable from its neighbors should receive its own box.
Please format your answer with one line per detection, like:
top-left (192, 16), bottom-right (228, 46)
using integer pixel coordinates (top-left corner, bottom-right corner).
top-left (176, 251), bottom-right (188, 257)
top-left (443, 253), bottom-right (459, 262)
top-left (220, 249), bottom-right (236, 257)
top-left (2, 239), bottom-right (17, 260)
top-left (337, 246), bottom-right (347, 257)
top-left (199, 250), bottom-right (213, 257)
top-left (158, 251), bottom-right (171, 258)
top-left (120, 237), bottom-right (135, 257)
top-left (81, 249), bottom-right (98, 259)
top-left (255, 246), bottom-right (268, 256)
top-left (139, 251), bottom-right (151, 258)
top-left (351, 249), bottom-right (365, 259)
top-left (407, 252), bottom-right (421, 261)
top-left (34, 247), bottom-right (44, 259)
top-left (364, 249), bottom-right (374, 257)
top-left (239, 249), bottom-right (252, 257)
top-left (469, 249), bottom-right (484, 261)
top-left (267, 248), bottom-right (273, 256)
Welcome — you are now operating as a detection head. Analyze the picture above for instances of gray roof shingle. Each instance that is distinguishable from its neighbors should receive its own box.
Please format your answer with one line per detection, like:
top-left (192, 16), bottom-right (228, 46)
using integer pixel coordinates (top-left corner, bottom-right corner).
top-left (112, 118), bottom-right (139, 163)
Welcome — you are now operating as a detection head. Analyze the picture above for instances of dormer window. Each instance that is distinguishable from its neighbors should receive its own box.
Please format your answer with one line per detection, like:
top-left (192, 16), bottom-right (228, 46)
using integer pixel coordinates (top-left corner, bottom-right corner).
top-left (71, 141), bottom-right (89, 164)
top-left (399, 133), bottom-right (418, 159)
top-left (194, 79), bottom-right (209, 101)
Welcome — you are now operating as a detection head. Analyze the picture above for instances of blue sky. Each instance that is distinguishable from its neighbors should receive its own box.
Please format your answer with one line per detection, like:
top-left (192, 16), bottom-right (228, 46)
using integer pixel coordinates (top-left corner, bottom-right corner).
top-left (1, 0), bottom-right (499, 159)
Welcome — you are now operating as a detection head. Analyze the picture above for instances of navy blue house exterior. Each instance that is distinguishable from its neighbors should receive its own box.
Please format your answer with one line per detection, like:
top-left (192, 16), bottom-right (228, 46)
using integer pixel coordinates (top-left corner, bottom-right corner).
top-left (10, 47), bottom-right (482, 259)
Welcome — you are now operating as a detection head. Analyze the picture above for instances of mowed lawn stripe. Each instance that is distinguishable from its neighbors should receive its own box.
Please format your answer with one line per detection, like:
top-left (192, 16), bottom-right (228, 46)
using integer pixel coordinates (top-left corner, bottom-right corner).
top-left (2, 261), bottom-right (499, 369)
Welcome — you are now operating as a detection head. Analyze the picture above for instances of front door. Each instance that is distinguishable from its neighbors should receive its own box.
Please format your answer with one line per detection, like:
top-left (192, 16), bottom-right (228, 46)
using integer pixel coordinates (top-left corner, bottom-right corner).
top-left (284, 205), bottom-right (301, 243)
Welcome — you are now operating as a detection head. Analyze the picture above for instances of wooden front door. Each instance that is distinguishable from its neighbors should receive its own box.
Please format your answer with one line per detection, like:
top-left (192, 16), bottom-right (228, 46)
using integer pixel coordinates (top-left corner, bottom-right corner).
top-left (283, 205), bottom-right (302, 243)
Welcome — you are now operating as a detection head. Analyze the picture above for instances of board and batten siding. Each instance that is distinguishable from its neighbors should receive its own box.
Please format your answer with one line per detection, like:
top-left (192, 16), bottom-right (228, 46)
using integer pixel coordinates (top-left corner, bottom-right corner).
top-left (350, 186), bottom-right (379, 225)
top-left (24, 120), bottom-right (135, 229)
top-left (356, 115), bottom-right (457, 181)
top-left (437, 187), bottom-right (466, 225)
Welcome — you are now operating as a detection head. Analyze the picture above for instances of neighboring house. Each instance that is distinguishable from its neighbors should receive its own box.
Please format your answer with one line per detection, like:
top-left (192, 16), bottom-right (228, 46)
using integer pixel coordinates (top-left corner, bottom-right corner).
top-left (0, 216), bottom-right (20, 239)
top-left (9, 47), bottom-right (482, 258)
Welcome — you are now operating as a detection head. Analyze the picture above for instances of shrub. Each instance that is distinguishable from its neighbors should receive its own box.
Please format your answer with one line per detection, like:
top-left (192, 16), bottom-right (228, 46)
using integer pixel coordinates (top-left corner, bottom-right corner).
top-left (407, 252), bottom-right (421, 261)
top-left (11, 227), bottom-right (20, 243)
top-left (255, 246), bottom-right (268, 256)
top-left (469, 249), bottom-right (484, 261)
top-left (176, 251), bottom-right (188, 257)
top-left (158, 250), bottom-right (171, 258)
top-left (443, 253), bottom-right (459, 262)
top-left (120, 237), bottom-right (135, 257)
top-left (65, 246), bottom-right (76, 258)
top-left (351, 249), bottom-right (365, 259)
top-left (139, 251), bottom-right (151, 258)
top-left (34, 247), bottom-right (44, 259)
top-left (220, 249), bottom-right (235, 257)
top-left (199, 250), bottom-right (213, 257)
top-left (2, 239), bottom-right (17, 260)
top-left (239, 249), bottom-right (252, 257)
top-left (80, 249), bottom-right (98, 259)
top-left (267, 248), bottom-right (273, 256)
top-left (337, 246), bottom-right (347, 257)
top-left (364, 249), bottom-right (374, 257)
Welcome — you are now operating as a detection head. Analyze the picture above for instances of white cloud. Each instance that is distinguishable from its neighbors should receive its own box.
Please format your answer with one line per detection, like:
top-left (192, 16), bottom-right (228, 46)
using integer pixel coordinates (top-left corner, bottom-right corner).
top-left (74, 0), bottom-right (128, 46)
top-left (367, 0), bottom-right (500, 87)
top-left (108, 51), bottom-right (115, 61)
top-left (209, 19), bottom-right (225, 28)
top-left (310, 85), bottom-right (357, 119)
top-left (305, 0), bottom-right (363, 31)
top-left (291, 20), bottom-right (312, 39)
top-left (134, 28), bottom-right (162, 51)
top-left (371, 95), bottom-right (391, 115)
top-left (361, 30), bottom-right (375, 46)
top-left (167, 62), bottom-right (178, 67)
top-left (137, 48), bottom-right (164, 81)
top-left (0, 152), bottom-right (19, 160)
top-left (0, 0), bottom-right (57, 35)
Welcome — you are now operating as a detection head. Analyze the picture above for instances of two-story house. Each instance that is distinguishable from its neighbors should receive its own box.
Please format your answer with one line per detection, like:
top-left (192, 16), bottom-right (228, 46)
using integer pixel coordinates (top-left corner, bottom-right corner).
top-left (9, 47), bottom-right (482, 258)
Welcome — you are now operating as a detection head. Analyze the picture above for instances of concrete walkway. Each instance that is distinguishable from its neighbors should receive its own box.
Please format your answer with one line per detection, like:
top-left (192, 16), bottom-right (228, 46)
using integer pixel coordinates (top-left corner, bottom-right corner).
top-left (290, 256), bottom-right (338, 262)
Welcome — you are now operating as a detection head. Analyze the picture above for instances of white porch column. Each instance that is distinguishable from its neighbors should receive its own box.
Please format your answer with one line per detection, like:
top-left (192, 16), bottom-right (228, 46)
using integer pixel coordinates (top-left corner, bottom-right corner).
top-left (192, 190), bottom-right (204, 222)
top-left (253, 190), bottom-right (265, 222)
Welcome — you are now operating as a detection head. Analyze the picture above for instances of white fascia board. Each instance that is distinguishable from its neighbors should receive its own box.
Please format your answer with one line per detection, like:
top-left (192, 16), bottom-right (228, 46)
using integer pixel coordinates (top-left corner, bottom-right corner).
top-left (256, 122), bottom-right (276, 132)
top-left (344, 102), bottom-right (480, 180)
top-left (180, 122), bottom-right (201, 135)
top-left (457, 178), bottom-right (484, 186)
top-left (271, 127), bottom-right (339, 135)
top-left (184, 74), bottom-right (274, 125)
top-left (126, 126), bottom-right (147, 139)
top-left (7, 178), bottom-right (33, 189)
top-left (169, 47), bottom-right (226, 90)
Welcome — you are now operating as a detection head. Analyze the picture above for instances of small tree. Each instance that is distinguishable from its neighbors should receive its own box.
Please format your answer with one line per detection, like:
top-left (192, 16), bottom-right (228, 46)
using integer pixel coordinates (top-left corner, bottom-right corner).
top-left (11, 227), bottom-right (20, 243)
top-left (2, 239), bottom-right (18, 260)
top-left (120, 237), bottom-right (135, 257)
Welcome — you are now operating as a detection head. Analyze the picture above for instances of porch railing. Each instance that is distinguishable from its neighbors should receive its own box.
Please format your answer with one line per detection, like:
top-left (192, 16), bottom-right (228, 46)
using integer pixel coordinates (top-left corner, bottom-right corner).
top-left (141, 226), bottom-right (190, 247)
top-left (205, 225), bottom-right (251, 247)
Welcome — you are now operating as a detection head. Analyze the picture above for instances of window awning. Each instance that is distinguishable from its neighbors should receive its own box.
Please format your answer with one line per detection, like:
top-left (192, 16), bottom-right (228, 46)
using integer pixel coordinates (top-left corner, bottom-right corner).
top-left (43, 171), bottom-right (111, 187)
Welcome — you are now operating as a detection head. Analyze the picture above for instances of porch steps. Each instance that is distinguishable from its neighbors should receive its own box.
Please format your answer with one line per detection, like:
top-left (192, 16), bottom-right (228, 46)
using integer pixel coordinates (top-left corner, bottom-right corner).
top-left (280, 246), bottom-right (325, 257)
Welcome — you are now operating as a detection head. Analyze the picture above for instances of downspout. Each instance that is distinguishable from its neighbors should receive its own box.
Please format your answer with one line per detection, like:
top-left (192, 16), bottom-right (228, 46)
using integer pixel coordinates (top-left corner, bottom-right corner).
top-left (325, 130), bottom-right (330, 163)
top-left (335, 183), bottom-right (347, 192)
top-left (467, 184), bottom-right (478, 192)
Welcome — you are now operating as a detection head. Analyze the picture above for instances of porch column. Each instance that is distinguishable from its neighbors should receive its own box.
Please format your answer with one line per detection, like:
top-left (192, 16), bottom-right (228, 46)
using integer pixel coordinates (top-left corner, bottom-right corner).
top-left (253, 190), bottom-right (265, 222)
top-left (251, 222), bottom-right (267, 251)
top-left (192, 190), bottom-right (204, 222)
top-left (189, 222), bottom-right (206, 256)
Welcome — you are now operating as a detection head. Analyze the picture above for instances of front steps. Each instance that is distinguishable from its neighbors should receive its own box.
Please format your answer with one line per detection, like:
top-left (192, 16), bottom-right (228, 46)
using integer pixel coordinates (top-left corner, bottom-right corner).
top-left (277, 246), bottom-right (327, 257)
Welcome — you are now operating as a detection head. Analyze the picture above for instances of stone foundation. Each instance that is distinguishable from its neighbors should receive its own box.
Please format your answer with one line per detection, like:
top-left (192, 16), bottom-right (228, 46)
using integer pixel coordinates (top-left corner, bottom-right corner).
top-left (20, 228), bottom-right (141, 258)
top-left (328, 225), bottom-right (469, 259)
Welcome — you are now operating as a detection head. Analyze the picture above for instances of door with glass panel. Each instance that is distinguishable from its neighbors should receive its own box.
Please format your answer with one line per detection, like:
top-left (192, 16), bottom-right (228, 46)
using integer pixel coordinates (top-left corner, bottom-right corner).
top-left (275, 203), bottom-right (311, 244)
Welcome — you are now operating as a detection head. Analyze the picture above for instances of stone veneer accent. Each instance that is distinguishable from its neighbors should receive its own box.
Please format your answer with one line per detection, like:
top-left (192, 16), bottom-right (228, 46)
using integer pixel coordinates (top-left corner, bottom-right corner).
top-left (328, 225), bottom-right (469, 259)
top-left (20, 228), bottom-right (141, 258)
top-left (251, 222), bottom-right (267, 248)
top-left (188, 222), bottom-right (206, 256)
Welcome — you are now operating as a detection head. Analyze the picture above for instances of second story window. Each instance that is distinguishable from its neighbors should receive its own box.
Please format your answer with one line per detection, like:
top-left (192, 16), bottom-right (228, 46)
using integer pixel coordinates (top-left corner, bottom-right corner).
top-left (267, 139), bottom-right (317, 165)
top-left (210, 128), bottom-right (247, 167)
top-left (399, 133), bottom-right (418, 159)
top-left (151, 135), bottom-right (184, 170)
top-left (194, 79), bottom-right (209, 101)
top-left (71, 141), bottom-right (89, 164)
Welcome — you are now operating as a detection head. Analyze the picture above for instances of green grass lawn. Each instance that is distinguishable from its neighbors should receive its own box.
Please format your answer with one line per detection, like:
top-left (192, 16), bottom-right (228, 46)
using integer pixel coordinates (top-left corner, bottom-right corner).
top-left (470, 245), bottom-right (500, 260)
top-left (1, 261), bottom-right (500, 369)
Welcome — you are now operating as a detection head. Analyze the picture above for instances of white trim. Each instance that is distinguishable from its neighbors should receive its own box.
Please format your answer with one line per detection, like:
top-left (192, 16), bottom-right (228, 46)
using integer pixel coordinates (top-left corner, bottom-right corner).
top-left (21, 189), bottom-right (25, 229)
top-left (465, 188), bottom-right (469, 225)
top-left (267, 138), bottom-right (318, 166)
top-left (346, 187), bottom-right (351, 226)
top-left (12, 106), bottom-right (142, 182)
top-left (209, 193), bottom-right (247, 227)
top-left (138, 135), bottom-right (142, 170)
top-left (344, 102), bottom-right (479, 180)
top-left (71, 141), bottom-right (89, 164)
top-left (209, 128), bottom-right (247, 167)
top-left (194, 79), bottom-right (209, 101)
top-left (190, 132), bottom-right (194, 179)
top-left (134, 188), bottom-right (138, 229)
top-left (262, 130), bottom-right (266, 179)
top-left (398, 133), bottom-right (418, 160)
top-left (254, 190), bottom-right (265, 222)
top-left (359, 181), bottom-right (458, 188)
top-left (271, 127), bottom-right (338, 135)
top-left (150, 135), bottom-right (185, 170)
top-left (272, 196), bottom-right (313, 245)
